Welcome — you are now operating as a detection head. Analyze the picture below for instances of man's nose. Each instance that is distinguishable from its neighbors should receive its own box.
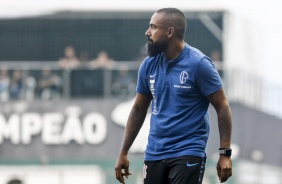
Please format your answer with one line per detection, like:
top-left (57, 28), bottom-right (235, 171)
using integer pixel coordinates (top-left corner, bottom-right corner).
top-left (145, 29), bottom-right (150, 37)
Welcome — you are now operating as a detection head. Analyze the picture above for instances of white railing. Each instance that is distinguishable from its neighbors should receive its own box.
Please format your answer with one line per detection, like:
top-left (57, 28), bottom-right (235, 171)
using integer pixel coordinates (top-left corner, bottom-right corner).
top-left (1, 62), bottom-right (281, 119)
top-left (0, 61), bottom-right (139, 101)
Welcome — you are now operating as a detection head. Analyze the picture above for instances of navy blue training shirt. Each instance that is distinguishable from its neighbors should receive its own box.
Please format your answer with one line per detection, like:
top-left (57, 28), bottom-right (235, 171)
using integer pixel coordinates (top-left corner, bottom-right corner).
top-left (136, 43), bottom-right (223, 161)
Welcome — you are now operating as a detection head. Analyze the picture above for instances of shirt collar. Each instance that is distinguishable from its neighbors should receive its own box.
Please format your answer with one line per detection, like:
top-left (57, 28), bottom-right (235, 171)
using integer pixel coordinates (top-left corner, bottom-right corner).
top-left (162, 42), bottom-right (189, 63)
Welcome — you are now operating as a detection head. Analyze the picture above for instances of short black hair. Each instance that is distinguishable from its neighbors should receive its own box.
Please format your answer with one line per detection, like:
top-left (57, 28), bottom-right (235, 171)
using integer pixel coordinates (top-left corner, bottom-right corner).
top-left (156, 8), bottom-right (187, 40)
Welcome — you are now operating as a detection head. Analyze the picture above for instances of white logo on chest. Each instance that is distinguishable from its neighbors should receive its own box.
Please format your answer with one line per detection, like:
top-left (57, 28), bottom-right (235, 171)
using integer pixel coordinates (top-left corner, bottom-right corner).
top-left (179, 71), bottom-right (189, 84)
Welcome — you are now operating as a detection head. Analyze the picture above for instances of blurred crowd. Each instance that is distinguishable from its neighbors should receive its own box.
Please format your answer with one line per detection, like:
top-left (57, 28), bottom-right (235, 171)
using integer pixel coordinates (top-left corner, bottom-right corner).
top-left (57, 45), bottom-right (144, 70)
top-left (0, 45), bottom-right (140, 102)
top-left (0, 67), bottom-right (62, 102)
top-left (0, 45), bottom-right (221, 102)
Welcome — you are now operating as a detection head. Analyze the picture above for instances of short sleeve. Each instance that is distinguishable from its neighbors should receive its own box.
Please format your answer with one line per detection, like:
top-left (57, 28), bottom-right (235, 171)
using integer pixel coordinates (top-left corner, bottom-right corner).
top-left (136, 61), bottom-right (151, 96)
top-left (196, 57), bottom-right (222, 96)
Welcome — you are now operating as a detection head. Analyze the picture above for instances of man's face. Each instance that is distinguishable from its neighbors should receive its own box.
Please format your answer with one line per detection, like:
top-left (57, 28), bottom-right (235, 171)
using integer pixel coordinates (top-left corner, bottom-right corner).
top-left (146, 37), bottom-right (168, 57)
top-left (145, 13), bottom-right (168, 57)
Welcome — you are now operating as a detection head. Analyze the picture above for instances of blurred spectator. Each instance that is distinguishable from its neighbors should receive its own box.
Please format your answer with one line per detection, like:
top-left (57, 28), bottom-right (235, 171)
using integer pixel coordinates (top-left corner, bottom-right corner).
top-left (209, 49), bottom-right (223, 75)
top-left (0, 68), bottom-right (10, 102)
top-left (79, 50), bottom-right (90, 62)
top-left (134, 45), bottom-right (148, 66)
top-left (112, 65), bottom-right (136, 99)
top-left (9, 70), bottom-right (23, 99)
top-left (90, 50), bottom-right (115, 68)
top-left (7, 179), bottom-right (22, 184)
top-left (78, 50), bottom-right (90, 67)
top-left (58, 45), bottom-right (80, 69)
top-left (210, 49), bottom-right (221, 61)
top-left (38, 67), bottom-right (62, 99)
top-left (24, 75), bottom-right (37, 101)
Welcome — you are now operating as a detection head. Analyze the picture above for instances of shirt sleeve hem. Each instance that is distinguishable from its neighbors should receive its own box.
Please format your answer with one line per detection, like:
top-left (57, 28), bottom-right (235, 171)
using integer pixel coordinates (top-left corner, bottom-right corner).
top-left (204, 85), bottom-right (222, 96)
top-left (136, 88), bottom-right (151, 96)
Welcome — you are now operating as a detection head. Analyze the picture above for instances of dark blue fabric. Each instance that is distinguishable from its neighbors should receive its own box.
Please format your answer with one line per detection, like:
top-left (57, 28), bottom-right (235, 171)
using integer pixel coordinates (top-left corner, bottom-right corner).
top-left (136, 43), bottom-right (222, 161)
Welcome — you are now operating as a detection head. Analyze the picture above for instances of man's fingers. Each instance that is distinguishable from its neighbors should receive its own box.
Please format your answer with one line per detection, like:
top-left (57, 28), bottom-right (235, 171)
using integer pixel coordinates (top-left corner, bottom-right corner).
top-left (217, 157), bottom-right (232, 183)
top-left (219, 168), bottom-right (232, 183)
top-left (217, 165), bottom-right (222, 179)
top-left (123, 172), bottom-right (132, 179)
top-left (115, 168), bottom-right (125, 184)
top-left (115, 167), bottom-right (132, 183)
top-left (221, 170), bottom-right (228, 182)
top-left (124, 167), bottom-right (132, 178)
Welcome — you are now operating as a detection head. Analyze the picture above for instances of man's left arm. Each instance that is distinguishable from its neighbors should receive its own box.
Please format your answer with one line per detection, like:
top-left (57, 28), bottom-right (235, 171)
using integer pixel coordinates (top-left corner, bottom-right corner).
top-left (207, 88), bottom-right (232, 183)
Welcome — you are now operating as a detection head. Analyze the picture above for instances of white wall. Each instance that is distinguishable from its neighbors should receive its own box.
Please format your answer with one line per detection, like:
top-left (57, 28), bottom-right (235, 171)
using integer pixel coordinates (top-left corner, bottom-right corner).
top-left (224, 0), bottom-right (282, 85)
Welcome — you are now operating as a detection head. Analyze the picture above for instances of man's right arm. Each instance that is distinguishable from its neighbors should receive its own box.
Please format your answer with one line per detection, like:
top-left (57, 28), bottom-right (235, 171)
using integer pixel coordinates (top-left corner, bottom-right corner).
top-left (115, 93), bottom-right (152, 183)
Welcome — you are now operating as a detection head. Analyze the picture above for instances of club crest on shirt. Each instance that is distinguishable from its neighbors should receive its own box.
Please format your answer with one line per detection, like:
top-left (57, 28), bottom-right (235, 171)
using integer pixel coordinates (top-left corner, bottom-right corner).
top-left (174, 71), bottom-right (191, 89)
top-left (179, 71), bottom-right (189, 84)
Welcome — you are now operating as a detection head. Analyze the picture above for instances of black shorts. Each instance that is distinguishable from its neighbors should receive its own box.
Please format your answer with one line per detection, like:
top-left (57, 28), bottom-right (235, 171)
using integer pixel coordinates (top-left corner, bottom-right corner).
top-left (143, 156), bottom-right (206, 184)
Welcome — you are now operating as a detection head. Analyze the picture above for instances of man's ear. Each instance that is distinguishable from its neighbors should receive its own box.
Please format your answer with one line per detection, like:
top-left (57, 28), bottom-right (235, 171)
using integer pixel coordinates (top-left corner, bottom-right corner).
top-left (167, 27), bottom-right (175, 38)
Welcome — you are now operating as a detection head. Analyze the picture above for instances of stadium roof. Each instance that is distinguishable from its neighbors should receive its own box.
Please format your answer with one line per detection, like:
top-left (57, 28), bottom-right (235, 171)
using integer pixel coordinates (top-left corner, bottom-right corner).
top-left (0, 0), bottom-right (281, 29)
top-left (1, 0), bottom-right (282, 82)
top-left (1, 0), bottom-right (227, 19)
top-left (0, 0), bottom-right (280, 21)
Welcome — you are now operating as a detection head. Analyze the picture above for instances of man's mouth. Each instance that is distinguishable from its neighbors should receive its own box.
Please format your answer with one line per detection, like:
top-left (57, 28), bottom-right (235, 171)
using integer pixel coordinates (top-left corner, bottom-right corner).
top-left (147, 37), bottom-right (153, 43)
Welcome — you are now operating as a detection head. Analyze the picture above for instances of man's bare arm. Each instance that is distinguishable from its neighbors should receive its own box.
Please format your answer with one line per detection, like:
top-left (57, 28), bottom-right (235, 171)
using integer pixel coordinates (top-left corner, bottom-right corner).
top-left (207, 88), bottom-right (232, 183)
top-left (115, 93), bottom-right (152, 184)
top-left (120, 93), bottom-right (152, 154)
top-left (207, 88), bottom-right (232, 148)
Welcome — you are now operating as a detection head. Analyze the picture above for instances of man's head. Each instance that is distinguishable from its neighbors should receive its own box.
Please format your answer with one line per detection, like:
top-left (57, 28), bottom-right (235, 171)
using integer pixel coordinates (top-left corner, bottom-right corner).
top-left (145, 8), bottom-right (186, 57)
top-left (64, 46), bottom-right (76, 58)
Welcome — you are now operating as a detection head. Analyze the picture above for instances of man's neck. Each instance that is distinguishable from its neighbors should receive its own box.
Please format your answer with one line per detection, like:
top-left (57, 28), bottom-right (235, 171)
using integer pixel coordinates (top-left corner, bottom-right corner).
top-left (163, 41), bottom-right (185, 60)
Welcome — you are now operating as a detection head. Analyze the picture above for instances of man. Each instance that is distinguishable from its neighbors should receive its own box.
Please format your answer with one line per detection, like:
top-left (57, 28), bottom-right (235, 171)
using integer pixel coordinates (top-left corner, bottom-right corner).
top-left (115, 8), bottom-right (232, 184)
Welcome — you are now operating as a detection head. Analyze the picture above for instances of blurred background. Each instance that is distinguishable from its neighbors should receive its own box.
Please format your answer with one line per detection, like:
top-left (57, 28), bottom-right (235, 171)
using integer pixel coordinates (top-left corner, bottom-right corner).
top-left (0, 0), bottom-right (282, 183)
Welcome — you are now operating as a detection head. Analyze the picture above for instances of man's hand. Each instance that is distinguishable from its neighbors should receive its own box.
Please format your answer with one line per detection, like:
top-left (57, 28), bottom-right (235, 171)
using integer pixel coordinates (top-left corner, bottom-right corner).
top-left (115, 154), bottom-right (132, 184)
top-left (217, 156), bottom-right (232, 183)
